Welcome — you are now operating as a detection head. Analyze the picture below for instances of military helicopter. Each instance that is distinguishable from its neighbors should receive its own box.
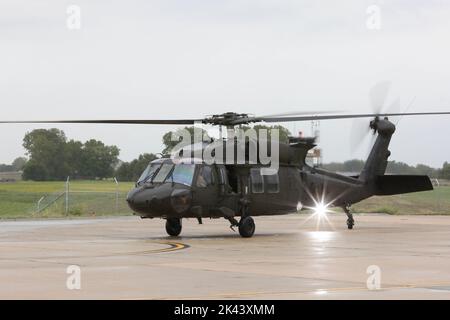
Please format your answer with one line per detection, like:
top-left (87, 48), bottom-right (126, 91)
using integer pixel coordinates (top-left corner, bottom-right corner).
top-left (3, 106), bottom-right (450, 238)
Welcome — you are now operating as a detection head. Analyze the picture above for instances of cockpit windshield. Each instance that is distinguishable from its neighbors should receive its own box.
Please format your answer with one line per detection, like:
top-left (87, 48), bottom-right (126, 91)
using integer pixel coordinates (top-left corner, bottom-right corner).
top-left (137, 163), bottom-right (160, 184)
top-left (138, 162), bottom-right (196, 186)
top-left (152, 164), bottom-right (174, 183)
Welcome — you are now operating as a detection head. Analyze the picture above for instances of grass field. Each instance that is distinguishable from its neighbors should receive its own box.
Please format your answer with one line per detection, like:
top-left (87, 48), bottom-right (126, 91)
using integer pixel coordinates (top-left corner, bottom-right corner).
top-left (0, 180), bottom-right (449, 219)
top-left (0, 180), bottom-right (135, 219)
top-left (352, 186), bottom-right (450, 215)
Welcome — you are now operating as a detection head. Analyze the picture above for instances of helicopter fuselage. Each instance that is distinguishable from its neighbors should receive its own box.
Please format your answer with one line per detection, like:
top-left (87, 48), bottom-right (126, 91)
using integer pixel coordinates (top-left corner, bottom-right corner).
top-left (126, 159), bottom-right (371, 220)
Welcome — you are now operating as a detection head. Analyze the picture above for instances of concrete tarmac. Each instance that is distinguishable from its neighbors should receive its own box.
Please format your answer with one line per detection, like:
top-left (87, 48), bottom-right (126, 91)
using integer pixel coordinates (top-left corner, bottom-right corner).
top-left (0, 214), bottom-right (450, 299)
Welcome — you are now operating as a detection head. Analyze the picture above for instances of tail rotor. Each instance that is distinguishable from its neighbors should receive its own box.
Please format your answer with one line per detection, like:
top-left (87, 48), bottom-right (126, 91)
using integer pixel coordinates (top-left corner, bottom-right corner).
top-left (350, 81), bottom-right (401, 156)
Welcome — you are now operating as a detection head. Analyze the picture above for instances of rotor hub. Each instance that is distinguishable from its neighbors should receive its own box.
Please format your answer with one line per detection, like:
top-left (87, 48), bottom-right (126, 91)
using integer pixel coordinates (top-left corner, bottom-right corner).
top-left (203, 112), bottom-right (254, 127)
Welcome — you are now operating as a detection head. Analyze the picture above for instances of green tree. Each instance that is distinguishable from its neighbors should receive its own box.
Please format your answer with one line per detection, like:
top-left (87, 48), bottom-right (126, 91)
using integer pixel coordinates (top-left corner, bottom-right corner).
top-left (343, 159), bottom-right (365, 172)
top-left (22, 129), bottom-right (120, 181)
top-left (116, 153), bottom-right (158, 181)
top-left (22, 129), bottom-right (68, 180)
top-left (0, 163), bottom-right (13, 172)
top-left (415, 164), bottom-right (439, 178)
top-left (22, 160), bottom-right (49, 181)
top-left (12, 157), bottom-right (27, 171)
top-left (162, 127), bottom-right (210, 155)
top-left (115, 162), bottom-right (132, 182)
top-left (79, 139), bottom-right (120, 179)
top-left (251, 124), bottom-right (291, 144)
top-left (64, 140), bottom-right (83, 177)
top-left (440, 162), bottom-right (450, 179)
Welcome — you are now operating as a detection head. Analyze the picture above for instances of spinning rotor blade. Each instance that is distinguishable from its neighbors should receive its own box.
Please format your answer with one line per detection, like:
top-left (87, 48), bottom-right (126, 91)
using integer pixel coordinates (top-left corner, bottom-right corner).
top-left (369, 81), bottom-right (391, 114)
top-left (350, 86), bottom-right (400, 155)
top-left (350, 118), bottom-right (371, 154)
top-left (255, 111), bottom-right (450, 123)
top-left (0, 119), bottom-right (202, 125)
top-left (2, 111), bottom-right (450, 126)
top-left (260, 110), bottom-right (341, 118)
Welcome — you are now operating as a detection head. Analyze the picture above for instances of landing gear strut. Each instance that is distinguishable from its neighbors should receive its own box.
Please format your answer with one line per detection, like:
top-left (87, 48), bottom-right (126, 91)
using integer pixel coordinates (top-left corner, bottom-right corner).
top-left (343, 205), bottom-right (354, 230)
top-left (165, 218), bottom-right (182, 236)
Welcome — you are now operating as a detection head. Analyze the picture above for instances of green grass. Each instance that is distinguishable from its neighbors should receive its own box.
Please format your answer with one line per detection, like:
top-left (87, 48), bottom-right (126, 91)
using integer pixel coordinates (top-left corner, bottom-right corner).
top-left (0, 180), bottom-right (135, 219)
top-left (352, 186), bottom-right (450, 215)
top-left (1, 181), bottom-right (450, 219)
top-left (0, 180), bottom-right (134, 193)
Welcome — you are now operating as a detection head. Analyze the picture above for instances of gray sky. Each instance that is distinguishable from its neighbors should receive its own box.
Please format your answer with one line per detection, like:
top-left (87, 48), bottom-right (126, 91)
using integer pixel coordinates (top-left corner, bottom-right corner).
top-left (1, 0), bottom-right (450, 167)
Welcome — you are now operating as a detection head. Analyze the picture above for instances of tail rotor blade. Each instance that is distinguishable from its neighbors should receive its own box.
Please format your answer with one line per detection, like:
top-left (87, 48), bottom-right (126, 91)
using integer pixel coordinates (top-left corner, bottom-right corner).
top-left (350, 119), bottom-right (371, 155)
top-left (387, 97), bottom-right (401, 114)
top-left (369, 81), bottom-right (391, 114)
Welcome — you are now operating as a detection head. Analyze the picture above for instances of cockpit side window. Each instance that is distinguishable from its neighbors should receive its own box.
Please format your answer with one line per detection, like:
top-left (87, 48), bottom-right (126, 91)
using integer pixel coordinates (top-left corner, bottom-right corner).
top-left (168, 164), bottom-right (196, 186)
top-left (152, 164), bottom-right (174, 183)
top-left (264, 171), bottom-right (280, 193)
top-left (196, 165), bottom-right (214, 188)
top-left (250, 168), bottom-right (264, 193)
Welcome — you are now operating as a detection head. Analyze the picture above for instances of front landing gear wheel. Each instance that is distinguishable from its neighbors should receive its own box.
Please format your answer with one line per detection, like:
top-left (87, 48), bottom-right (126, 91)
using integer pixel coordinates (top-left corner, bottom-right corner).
top-left (238, 216), bottom-right (255, 238)
top-left (165, 218), bottom-right (182, 236)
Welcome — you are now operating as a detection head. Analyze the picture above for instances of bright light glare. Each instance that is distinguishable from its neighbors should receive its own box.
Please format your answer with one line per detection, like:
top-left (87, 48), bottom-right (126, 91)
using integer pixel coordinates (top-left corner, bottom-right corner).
top-left (314, 202), bottom-right (328, 217)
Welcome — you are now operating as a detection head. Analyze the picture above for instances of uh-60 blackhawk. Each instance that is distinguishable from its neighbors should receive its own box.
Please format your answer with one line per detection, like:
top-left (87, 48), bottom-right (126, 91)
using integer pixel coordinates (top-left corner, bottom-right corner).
top-left (4, 104), bottom-right (450, 238)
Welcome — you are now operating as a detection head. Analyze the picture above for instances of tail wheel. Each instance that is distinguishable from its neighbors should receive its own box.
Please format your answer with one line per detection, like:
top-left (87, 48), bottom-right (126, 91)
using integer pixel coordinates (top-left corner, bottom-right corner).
top-left (347, 218), bottom-right (354, 230)
top-left (165, 218), bottom-right (182, 236)
top-left (238, 216), bottom-right (255, 238)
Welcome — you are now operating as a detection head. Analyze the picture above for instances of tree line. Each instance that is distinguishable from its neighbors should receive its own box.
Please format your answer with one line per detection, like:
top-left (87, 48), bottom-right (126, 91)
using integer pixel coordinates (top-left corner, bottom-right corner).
top-left (1, 127), bottom-right (449, 181)
top-left (322, 159), bottom-right (450, 179)
top-left (20, 129), bottom-right (119, 180)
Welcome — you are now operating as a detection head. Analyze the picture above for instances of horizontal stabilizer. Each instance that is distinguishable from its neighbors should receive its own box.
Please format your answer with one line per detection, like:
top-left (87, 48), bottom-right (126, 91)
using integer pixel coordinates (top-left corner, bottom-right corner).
top-left (375, 175), bottom-right (433, 196)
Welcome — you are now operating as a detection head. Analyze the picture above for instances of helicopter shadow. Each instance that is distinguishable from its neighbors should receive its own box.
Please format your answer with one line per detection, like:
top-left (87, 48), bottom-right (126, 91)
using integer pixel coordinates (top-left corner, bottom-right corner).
top-left (141, 231), bottom-right (298, 242)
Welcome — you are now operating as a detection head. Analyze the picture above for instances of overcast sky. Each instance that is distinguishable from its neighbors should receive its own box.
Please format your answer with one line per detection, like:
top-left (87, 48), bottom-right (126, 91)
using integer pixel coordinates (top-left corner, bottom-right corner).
top-left (1, 0), bottom-right (450, 167)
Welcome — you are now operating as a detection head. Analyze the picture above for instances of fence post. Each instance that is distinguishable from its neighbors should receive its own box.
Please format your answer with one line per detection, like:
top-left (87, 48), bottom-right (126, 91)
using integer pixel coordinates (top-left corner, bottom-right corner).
top-left (114, 177), bottom-right (119, 214)
top-left (65, 176), bottom-right (70, 215)
top-left (37, 196), bottom-right (45, 213)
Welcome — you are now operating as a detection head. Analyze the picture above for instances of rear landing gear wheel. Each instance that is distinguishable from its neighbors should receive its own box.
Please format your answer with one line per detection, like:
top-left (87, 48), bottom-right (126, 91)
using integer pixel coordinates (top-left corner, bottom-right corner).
top-left (347, 218), bottom-right (354, 230)
top-left (165, 218), bottom-right (182, 236)
top-left (343, 205), bottom-right (354, 230)
top-left (238, 216), bottom-right (255, 238)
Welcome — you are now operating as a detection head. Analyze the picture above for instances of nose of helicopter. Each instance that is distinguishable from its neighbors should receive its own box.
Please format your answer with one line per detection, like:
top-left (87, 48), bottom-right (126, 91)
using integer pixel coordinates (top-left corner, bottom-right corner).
top-left (126, 185), bottom-right (192, 215)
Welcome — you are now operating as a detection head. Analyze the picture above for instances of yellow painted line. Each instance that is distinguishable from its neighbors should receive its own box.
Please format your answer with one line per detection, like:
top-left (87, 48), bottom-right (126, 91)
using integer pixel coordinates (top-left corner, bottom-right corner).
top-left (142, 241), bottom-right (190, 254)
top-left (4, 241), bottom-right (191, 261)
top-left (118, 241), bottom-right (189, 256)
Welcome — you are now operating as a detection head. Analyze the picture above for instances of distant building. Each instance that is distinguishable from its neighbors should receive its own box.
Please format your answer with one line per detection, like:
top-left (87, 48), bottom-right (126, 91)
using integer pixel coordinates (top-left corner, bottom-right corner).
top-left (0, 171), bottom-right (22, 182)
top-left (306, 148), bottom-right (322, 167)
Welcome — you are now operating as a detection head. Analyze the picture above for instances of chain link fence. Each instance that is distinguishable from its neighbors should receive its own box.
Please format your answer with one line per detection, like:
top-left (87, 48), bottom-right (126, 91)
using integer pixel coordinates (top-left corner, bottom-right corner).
top-left (28, 192), bottom-right (131, 217)
top-left (0, 178), bottom-right (133, 218)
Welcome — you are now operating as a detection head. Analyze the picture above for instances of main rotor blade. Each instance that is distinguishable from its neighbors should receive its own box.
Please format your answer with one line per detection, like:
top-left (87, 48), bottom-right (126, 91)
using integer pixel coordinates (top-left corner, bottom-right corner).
top-left (260, 110), bottom-right (341, 118)
top-left (256, 111), bottom-right (450, 123)
top-left (2, 111), bottom-right (450, 126)
top-left (0, 119), bottom-right (202, 125)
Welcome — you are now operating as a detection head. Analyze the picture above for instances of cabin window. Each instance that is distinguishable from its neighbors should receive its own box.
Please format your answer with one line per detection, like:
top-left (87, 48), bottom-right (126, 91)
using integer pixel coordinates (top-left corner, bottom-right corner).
top-left (152, 164), bottom-right (173, 183)
top-left (250, 168), bottom-right (264, 193)
top-left (264, 171), bottom-right (280, 193)
top-left (196, 165), bottom-right (214, 188)
top-left (218, 167), bottom-right (228, 185)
